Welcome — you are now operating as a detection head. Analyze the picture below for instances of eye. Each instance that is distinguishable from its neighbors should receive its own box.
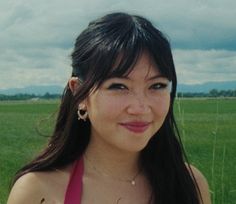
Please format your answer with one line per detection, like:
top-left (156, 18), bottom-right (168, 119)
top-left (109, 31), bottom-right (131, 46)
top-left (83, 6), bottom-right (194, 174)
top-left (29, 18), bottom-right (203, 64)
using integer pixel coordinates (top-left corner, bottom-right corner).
top-left (150, 83), bottom-right (168, 90)
top-left (107, 83), bottom-right (128, 90)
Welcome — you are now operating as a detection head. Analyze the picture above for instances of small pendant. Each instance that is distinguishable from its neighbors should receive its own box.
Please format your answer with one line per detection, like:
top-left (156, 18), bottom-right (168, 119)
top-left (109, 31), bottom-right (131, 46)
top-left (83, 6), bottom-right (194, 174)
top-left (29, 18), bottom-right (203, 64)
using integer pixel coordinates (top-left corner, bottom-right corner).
top-left (131, 180), bottom-right (136, 186)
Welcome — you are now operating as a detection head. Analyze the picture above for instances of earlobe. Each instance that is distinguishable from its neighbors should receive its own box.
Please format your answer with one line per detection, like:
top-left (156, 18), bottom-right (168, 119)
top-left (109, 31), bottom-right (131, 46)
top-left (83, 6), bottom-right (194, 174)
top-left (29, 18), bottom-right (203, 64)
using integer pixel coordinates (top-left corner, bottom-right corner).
top-left (68, 77), bottom-right (80, 95)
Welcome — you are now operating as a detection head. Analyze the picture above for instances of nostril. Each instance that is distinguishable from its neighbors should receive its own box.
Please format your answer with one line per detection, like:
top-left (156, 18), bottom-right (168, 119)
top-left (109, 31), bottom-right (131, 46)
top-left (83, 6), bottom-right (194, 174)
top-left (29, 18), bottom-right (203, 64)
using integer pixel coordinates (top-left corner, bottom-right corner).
top-left (127, 97), bottom-right (151, 115)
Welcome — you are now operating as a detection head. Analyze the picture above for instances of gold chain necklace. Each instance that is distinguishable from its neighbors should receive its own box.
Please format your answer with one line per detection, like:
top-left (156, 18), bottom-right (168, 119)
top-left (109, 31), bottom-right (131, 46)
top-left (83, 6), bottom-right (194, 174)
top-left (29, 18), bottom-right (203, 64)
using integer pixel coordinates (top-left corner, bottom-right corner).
top-left (84, 154), bottom-right (140, 186)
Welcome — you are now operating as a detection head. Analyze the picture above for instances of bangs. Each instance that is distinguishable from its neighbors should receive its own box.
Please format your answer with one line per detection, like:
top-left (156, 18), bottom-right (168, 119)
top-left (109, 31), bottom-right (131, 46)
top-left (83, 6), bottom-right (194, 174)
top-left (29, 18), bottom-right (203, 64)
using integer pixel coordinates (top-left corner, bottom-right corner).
top-left (86, 35), bottom-right (173, 91)
top-left (103, 46), bottom-right (143, 80)
top-left (72, 13), bottom-right (176, 100)
top-left (92, 43), bottom-right (173, 90)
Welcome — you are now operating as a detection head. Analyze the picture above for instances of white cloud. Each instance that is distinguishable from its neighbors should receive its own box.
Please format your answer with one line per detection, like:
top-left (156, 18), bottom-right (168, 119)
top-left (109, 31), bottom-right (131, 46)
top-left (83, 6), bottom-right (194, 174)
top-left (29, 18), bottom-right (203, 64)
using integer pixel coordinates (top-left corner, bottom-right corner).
top-left (0, 47), bottom-right (71, 89)
top-left (0, 0), bottom-right (235, 89)
top-left (173, 49), bottom-right (236, 84)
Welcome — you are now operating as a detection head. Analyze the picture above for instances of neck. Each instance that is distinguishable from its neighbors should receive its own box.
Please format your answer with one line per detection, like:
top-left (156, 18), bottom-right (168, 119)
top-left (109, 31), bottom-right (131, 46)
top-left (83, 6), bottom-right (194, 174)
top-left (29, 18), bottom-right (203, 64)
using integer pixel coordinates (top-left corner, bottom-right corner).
top-left (84, 137), bottom-right (141, 180)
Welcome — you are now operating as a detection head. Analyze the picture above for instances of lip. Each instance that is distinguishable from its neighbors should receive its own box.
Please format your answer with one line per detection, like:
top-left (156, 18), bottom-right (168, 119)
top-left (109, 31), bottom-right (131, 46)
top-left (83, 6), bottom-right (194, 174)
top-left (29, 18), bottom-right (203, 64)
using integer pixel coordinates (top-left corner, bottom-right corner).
top-left (119, 121), bottom-right (151, 133)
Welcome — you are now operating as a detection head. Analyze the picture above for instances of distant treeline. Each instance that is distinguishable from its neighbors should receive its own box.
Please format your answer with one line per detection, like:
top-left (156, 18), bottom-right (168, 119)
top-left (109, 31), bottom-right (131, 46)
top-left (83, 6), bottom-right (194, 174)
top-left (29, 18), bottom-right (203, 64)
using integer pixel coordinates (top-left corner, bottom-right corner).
top-left (0, 89), bottom-right (236, 101)
top-left (0, 92), bottom-right (61, 101)
top-left (177, 89), bottom-right (236, 98)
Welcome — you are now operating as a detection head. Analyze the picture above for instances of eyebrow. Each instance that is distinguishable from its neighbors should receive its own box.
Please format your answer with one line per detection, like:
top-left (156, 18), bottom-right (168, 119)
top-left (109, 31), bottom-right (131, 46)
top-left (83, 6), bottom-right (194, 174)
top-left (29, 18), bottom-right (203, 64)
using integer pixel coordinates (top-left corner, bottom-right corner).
top-left (146, 75), bottom-right (166, 81)
top-left (111, 75), bottom-right (166, 81)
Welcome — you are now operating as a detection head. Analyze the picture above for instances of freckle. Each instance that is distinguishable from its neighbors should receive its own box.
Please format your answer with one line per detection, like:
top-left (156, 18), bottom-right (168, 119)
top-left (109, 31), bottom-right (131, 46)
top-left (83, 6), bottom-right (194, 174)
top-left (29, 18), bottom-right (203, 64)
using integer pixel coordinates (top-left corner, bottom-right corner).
top-left (40, 198), bottom-right (45, 203)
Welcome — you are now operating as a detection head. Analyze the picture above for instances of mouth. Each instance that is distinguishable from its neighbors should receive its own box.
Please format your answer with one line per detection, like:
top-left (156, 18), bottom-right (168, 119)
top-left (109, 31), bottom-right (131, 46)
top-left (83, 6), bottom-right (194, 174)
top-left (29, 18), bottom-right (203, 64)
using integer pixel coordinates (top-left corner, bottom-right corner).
top-left (119, 121), bottom-right (151, 133)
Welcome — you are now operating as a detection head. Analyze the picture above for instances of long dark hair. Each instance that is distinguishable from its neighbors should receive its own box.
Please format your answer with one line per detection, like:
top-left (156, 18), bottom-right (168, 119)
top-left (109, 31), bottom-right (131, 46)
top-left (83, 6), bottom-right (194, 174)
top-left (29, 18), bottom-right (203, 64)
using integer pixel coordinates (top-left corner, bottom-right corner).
top-left (13, 12), bottom-right (201, 204)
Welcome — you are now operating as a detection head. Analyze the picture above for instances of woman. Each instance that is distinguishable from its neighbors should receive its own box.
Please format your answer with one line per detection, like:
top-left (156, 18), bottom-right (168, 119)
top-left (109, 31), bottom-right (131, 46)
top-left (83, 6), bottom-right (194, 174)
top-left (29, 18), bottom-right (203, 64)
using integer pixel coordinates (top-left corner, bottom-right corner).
top-left (7, 12), bottom-right (211, 204)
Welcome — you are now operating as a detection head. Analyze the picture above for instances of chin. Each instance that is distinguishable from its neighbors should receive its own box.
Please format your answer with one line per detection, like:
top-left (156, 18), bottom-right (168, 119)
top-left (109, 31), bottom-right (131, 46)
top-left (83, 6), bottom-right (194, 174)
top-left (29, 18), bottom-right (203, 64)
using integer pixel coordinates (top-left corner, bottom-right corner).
top-left (122, 141), bottom-right (150, 153)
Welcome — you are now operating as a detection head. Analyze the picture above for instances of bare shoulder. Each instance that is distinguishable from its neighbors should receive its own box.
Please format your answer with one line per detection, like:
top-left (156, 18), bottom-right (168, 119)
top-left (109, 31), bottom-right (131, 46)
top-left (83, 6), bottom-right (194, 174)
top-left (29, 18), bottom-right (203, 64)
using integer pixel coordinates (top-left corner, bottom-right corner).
top-left (7, 166), bottom-right (72, 204)
top-left (187, 164), bottom-right (212, 204)
top-left (7, 172), bottom-right (50, 204)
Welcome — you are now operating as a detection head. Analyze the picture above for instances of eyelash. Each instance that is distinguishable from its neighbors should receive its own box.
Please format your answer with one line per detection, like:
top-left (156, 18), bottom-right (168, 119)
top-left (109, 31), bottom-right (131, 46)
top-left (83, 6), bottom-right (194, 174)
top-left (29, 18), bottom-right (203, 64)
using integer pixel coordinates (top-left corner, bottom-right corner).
top-left (107, 83), bottom-right (169, 90)
top-left (107, 83), bottom-right (127, 90)
top-left (150, 83), bottom-right (168, 90)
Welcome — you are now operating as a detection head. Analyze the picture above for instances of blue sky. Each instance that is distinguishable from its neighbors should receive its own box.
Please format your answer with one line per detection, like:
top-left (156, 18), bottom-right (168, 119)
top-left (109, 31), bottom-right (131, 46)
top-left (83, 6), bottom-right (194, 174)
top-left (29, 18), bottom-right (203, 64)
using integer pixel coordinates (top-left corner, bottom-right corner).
top-left (0, 0), bottom-right (236, 89)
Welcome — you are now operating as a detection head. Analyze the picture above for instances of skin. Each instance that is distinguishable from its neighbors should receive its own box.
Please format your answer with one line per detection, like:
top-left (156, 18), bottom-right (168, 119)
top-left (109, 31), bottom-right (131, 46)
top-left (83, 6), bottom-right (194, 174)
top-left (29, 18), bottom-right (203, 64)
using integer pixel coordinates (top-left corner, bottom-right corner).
top-left (7, 52), bottom-right (211, 204)
top-left (188, 165), bottom-right (212, 204)
top-left (85, 52), bottom-right (171, 154)
top-left (7, 165), bottom-right (211, 204)
top-left (80, 52), bottom-right (171, 203)
top-left (7, 166), bottom-right (72, 204)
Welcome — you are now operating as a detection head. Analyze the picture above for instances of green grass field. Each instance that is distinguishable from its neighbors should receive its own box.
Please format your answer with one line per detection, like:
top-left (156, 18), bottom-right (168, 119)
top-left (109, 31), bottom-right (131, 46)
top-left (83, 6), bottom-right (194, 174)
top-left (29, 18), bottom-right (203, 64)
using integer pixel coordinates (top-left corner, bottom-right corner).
top-left (0, 98), bottom-right (235, 204)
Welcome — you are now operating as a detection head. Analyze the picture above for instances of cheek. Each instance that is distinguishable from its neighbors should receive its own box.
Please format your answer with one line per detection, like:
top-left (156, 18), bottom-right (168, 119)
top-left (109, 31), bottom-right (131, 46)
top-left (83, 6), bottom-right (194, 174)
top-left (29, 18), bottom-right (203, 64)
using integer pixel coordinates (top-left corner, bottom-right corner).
top-left (153, 96), bottom-right (170, 118)
top-left (87, 94), bottom-right (125, 121)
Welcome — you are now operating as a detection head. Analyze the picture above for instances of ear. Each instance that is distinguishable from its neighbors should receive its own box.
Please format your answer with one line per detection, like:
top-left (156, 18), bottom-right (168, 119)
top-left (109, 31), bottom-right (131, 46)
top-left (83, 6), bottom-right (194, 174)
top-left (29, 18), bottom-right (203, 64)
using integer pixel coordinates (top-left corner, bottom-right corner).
top-left (68, 77), bottom-right (80, 95)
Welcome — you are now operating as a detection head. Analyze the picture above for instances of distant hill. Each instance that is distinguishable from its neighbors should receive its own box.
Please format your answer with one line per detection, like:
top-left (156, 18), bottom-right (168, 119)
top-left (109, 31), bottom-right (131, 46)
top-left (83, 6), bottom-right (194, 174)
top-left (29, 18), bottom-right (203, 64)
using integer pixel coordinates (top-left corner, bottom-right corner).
top-left (0, 81), bottom-right (235, 95)
top-left (177, 81), bottom-right (236, 93)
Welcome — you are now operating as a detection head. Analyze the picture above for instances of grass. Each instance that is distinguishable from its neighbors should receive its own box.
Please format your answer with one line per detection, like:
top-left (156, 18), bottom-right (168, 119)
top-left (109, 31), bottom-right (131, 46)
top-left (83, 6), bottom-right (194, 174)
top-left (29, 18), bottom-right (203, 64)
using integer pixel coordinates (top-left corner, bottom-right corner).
top-left (0, 98), bottom-right (236, 203)
top-left (0, 100), bottom-right (58, 203)
top-left (175, 98), bottom-right (236, 204)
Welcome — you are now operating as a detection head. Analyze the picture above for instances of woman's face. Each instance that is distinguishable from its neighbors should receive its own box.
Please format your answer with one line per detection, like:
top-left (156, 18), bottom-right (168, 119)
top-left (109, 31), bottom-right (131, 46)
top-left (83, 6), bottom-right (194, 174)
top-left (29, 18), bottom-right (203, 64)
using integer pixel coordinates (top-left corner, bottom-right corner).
top-left (85, 52), bottom-right (171, 153)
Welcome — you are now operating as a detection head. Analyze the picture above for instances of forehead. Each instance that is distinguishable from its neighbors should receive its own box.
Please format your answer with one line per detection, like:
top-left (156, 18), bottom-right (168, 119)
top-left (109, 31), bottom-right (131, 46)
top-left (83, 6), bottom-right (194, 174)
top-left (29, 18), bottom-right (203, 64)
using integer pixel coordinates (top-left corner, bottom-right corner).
top-left (126, 52), bottom-right (161, 79)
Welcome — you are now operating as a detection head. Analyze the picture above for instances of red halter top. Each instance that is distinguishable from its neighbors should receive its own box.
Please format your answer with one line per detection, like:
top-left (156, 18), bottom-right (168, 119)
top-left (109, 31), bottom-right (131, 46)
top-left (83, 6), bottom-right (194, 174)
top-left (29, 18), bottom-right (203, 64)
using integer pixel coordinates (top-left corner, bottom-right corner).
top-left (64, 158), bottom-right (84, 204)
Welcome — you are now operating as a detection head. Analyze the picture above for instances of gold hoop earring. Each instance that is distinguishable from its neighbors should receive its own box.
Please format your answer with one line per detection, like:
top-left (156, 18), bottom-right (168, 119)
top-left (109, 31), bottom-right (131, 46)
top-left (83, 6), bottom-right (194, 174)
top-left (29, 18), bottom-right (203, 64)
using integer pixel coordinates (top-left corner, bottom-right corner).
top-left (77, 104), bottom-right (88, 121)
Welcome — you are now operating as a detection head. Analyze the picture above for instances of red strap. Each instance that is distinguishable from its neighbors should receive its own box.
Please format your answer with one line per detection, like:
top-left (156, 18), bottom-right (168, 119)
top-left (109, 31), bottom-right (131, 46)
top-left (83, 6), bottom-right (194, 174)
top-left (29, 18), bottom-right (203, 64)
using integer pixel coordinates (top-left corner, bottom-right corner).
top-left (64, 158), bottom-right (84, 204)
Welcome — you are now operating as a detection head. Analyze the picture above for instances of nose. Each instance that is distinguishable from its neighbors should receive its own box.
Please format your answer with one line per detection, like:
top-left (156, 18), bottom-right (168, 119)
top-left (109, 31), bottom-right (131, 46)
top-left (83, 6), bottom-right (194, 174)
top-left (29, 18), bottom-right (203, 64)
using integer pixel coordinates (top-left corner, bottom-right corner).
top-left (126, 93), bottom-right (151, 115)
